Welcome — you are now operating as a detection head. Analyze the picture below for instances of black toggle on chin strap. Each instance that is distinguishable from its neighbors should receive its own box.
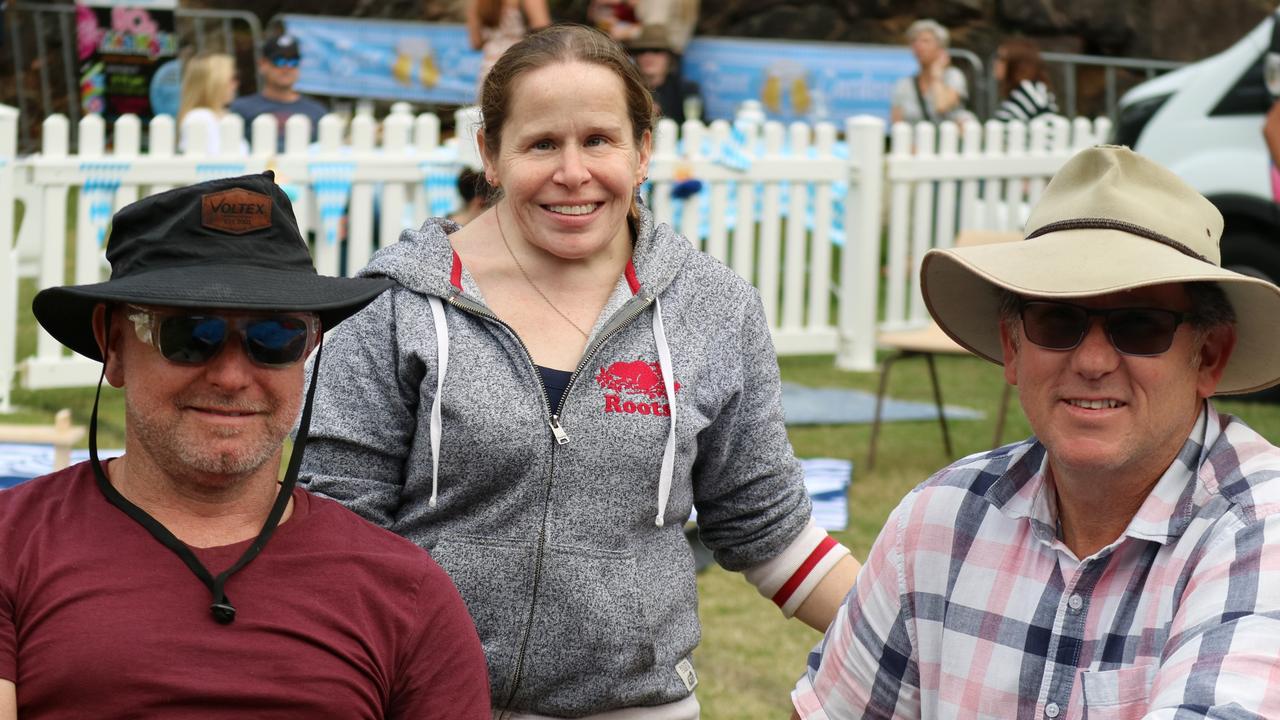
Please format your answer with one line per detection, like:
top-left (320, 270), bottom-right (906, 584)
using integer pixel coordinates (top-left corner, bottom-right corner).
top-left (89, 312), bottom-right (325, 625)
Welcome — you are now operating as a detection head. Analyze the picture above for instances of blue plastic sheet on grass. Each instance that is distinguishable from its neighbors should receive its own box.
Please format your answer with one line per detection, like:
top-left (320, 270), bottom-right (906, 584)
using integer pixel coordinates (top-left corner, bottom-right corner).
top-left (781, 383), bottom-right (983, 426)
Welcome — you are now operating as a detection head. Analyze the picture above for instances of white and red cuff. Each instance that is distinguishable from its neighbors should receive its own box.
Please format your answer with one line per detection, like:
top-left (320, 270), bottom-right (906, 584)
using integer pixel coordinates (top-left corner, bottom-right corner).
top-left (743, 518), bottom-right (850, 617)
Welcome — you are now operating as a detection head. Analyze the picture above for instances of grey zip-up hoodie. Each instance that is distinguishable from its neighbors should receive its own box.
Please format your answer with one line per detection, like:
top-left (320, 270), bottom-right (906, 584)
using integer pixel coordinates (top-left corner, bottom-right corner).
top-left (300, 207), bottom-right (813, 716)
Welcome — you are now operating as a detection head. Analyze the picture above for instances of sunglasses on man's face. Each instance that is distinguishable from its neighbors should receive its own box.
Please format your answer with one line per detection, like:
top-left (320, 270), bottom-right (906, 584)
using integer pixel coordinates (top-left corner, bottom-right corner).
top-left (270, 57), bottom-right (300, 69)
top-left (126, 306), bottom-right (318, 368)
top-left (1018, 301), bottom-right (1188, 357)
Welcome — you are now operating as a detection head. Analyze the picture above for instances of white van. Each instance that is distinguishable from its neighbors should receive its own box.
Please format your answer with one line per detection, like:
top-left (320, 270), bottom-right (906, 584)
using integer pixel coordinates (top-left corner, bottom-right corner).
top-left (1114, 12), bottom-right (1279, 284)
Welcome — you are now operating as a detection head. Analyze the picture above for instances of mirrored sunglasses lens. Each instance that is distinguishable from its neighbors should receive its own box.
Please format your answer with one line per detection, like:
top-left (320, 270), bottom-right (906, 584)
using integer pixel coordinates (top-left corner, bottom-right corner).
top-left (158, 316), bottom-right (227, 364)
top-left (272, 58), bottom-right (299, 68)
top-left (1022, 303), bottom-right (1086, 350)
top-left (244, 318), bottom-right (310, 366)
top-left (1108, 309), bottom-right (1179, 355)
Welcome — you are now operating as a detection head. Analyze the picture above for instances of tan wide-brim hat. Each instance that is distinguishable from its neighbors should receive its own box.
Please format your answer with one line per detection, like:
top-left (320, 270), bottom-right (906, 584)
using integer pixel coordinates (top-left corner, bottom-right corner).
top-left (921, 144), bottom-right (1280, 395)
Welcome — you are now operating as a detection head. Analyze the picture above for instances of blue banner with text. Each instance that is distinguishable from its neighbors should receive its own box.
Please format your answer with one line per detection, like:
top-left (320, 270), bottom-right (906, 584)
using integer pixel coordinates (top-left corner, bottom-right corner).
top-left (281, 15), bottom-right (917, 124)
top-left (681, 37), bottom-right (916, 124)
top-left (282, 14), bottom-right (482, 106)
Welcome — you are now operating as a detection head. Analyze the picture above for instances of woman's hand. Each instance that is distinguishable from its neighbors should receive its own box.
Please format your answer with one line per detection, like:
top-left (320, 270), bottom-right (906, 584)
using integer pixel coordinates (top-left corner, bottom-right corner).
top-left (922, 51), bottom-right (961, 115)
top-left (925, 49), bottom-right (951, 83)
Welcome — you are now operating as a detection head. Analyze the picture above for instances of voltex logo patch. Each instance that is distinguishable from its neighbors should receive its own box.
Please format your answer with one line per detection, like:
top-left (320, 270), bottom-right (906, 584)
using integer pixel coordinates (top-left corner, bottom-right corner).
top-left (596, 359), bottom-right (680, 417)
top-left (201, 188), bottom-right (272, 235)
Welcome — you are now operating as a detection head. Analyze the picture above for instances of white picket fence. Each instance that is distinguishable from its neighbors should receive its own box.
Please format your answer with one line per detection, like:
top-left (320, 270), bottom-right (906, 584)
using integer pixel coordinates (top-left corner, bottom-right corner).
top-left (0, 106), bottom-right (1111, 412)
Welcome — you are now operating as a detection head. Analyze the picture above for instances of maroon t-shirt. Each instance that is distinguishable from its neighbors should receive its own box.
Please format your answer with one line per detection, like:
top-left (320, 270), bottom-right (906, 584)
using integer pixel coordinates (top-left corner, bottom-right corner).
top-left (0, 462), bottom-right (490, 718)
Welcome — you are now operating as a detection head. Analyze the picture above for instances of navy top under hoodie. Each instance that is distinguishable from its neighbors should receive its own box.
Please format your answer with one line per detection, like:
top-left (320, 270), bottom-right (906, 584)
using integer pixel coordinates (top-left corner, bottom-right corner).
top-left (300, 206), bottom-right (813, 716)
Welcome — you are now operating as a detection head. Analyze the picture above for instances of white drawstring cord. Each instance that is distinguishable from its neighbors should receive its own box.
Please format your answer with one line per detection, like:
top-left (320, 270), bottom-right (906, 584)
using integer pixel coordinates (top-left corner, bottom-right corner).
top-left (427, 296), bottom-right (450, 509)
top-left (651, 296), bottom-right (677, 527)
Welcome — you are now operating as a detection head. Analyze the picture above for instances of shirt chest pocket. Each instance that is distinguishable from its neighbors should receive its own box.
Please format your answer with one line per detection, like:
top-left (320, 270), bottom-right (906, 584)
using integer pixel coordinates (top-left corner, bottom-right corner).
top-left (1080, 664), bottom-right (1157, 720)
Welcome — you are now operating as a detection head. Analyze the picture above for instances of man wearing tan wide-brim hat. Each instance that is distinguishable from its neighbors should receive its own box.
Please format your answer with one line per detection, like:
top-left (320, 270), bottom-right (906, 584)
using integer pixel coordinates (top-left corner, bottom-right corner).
top-left (792, 146), bottom-right (1280, 719)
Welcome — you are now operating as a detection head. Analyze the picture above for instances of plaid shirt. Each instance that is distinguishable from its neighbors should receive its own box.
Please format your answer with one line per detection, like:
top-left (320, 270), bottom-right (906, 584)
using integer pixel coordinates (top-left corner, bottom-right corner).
top-left (794, 403), bottom-right (1280, 719)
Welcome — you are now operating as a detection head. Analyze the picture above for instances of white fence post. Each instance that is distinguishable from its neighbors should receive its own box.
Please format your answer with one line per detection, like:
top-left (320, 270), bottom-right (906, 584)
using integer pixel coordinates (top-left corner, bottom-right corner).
top-left (311, 114), bottom-right (347, 277)
top-left (807, 122), bottom-right (836, 332)
top-left (678, 119), bottom-right (706, 247)
top-left (780, 122), bottom-right (810, 336)
top-left (346, 114), bottom-right (377, 275)
top-left (379, 112), bottom-right (412, 250)
top-left (148, 114), bottom-right (177, 196)
top-left (837, 115), bottom-right (884, 372)
top-left (36, 115), bottom-right (71, 367)
top-left (649, 118), bottom-right (679, 226)
top-left (884, 122), bottom-right (913, 330)
top-left (958, 118), bottom-right (983, 231)
top-left (933, 121), bottom-right (960, 251)
top-left (75, 114), bottom-right (107, 288)
top-left (414, 112), bottom-right (442, 222)
top-left (729, 119), bottom-right (760, 284)
top-left (907, 122), bottom-right (937, 325)
top-left (757, 121), bottom-right (785, 328)
top-left (704, 120), bottom-right (732, 263)
top-left (0, 105), bottom-right (18, 412)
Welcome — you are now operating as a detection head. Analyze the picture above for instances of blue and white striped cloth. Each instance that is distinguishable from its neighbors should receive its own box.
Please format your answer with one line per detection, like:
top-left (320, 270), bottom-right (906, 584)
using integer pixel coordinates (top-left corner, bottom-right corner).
top-left (308, 162), bottom-right (356, 245)
top-left (80, 161), bottom-right (130, 246)
top-left (420, 160), bottom-right (463, 219)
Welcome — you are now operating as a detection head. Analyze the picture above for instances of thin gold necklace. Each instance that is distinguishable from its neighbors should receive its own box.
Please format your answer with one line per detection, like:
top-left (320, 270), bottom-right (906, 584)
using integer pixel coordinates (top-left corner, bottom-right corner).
top-left (495, 211), bottom-right (591, 339)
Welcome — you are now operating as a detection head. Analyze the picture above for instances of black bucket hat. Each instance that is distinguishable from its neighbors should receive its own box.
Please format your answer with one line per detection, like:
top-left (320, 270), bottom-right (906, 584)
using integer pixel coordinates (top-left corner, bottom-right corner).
top-left (33, 171), bottom-right (391, 360)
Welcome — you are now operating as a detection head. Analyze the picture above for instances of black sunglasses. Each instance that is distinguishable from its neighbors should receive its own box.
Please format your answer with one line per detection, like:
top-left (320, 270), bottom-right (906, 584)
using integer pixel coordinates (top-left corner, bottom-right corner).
top-left (270, 57), bottom-right (300, 68)
top-left (1019, 301), bottom-right (1188, 357)
top-left (126, 305), bottom-right (318, 368)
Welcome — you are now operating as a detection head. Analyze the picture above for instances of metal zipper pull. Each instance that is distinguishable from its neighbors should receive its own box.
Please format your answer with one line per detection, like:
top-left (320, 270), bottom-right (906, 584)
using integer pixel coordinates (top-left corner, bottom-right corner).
top-left (548, 416), bottom-right (570, 445)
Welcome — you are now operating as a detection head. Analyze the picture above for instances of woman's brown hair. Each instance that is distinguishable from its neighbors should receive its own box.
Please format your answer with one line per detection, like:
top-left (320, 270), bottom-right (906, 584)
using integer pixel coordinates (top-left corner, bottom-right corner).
top-left (997, 38), bottom-right (1051, 98)
top-left (474, 0), bottom-right (503, 29)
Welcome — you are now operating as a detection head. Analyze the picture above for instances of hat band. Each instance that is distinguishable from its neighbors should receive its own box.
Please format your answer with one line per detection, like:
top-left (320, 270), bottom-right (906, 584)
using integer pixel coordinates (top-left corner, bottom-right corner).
top-left (1025, 218), bottom-right (1210, 264)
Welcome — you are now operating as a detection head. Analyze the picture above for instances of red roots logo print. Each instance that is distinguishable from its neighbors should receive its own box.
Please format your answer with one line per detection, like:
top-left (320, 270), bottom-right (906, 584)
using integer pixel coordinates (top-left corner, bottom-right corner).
top-left (596, 359), bottom-right (680, 417)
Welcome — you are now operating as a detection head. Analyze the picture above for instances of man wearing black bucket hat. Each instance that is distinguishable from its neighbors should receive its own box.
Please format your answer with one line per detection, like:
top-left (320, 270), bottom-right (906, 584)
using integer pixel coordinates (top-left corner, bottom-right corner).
top-left (0, 173), bottom-right (489, 718)
top-left (229, 33), bottom-right (327, 151)
top-left (794, 146), bottom-right (1280, 718)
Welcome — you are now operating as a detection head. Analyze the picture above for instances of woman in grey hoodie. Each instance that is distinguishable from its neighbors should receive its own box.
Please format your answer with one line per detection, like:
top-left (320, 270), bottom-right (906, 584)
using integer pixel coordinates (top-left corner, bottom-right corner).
top-left (300, 25), bottom-right (860, 719)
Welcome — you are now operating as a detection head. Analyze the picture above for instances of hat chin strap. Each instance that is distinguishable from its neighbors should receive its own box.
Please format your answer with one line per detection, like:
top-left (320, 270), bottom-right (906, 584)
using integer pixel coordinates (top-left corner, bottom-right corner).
top-left (88, 311), bottom-right (324, 625)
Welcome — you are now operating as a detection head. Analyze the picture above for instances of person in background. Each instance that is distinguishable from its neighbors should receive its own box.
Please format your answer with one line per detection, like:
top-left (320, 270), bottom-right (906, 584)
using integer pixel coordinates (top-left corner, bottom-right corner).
top-left (449, 167), bottom-right (491, 225)
top-left (993, 37), bottom-right (1059, 122)
top-left (0, 173), bottom-right (490, 718)
top-left (593, 0), bottom-right (700, 60)
top-left (1263, 9), bottom-right (1280, 201)
top-left (793, 145), bottom-right (1280, 719)
top-left (588, 0), bottom-right (640, 42)
top-left (466, 0), bottom-right (550, 94)
top-left (228, 34), bottom-right (327, 152)
top-left (626, 24), bottom-right (702, 124)
top-left (890, 18), bottom-right (972, 125)
top-left (300, 24), bottom-right (859, 719)
top-left (177, 52), bottom-right (246, 156)
top-left (1263, 101), bottom-right (1280, 201)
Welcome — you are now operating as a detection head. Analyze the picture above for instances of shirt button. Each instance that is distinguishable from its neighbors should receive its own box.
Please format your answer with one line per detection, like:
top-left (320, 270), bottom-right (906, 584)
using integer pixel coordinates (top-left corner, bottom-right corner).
top-left (1068, 594), bottom-right (1084, 611)
top-left (1045, 702), bottom-right (1061, 718)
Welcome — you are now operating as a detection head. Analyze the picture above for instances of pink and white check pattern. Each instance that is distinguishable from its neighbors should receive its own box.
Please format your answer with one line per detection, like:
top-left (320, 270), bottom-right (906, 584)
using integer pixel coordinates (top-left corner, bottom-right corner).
top-left (795, 404), bottom-right (1280, 720)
